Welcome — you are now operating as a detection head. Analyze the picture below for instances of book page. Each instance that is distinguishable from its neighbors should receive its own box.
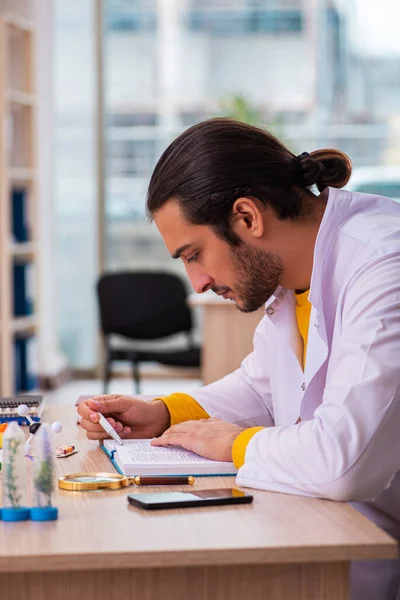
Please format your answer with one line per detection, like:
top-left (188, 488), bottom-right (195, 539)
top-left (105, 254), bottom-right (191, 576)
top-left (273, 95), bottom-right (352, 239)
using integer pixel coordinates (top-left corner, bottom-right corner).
top-left (118, 439), bottom-right (228, 465)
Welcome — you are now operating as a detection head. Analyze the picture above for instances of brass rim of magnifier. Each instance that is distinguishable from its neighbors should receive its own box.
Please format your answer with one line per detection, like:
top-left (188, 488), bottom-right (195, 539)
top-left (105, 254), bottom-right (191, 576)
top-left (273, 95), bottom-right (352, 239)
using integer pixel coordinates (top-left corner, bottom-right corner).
top-left (58, 472), bottom-right (131, 491)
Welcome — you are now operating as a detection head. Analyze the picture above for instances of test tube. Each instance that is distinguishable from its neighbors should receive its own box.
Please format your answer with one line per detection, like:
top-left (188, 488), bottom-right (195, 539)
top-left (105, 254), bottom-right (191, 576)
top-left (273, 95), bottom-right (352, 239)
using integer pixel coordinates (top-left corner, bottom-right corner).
top-left (30, 423), bottom-right (58, 521)
top-left (1, 421), bottom-right (29, 521)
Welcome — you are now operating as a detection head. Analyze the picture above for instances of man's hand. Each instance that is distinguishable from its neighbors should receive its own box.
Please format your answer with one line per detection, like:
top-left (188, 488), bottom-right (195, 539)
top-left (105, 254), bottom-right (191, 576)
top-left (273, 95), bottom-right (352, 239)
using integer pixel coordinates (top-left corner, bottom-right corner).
top-left (151, 418), bottom-right (245, 462)
top-left (77, 394), bottom-right (170, 441)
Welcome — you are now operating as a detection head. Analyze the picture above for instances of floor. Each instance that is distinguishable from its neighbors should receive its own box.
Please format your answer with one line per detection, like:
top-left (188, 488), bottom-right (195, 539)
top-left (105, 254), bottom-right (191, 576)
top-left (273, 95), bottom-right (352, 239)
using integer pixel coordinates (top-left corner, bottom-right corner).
top-left (43, 377), bottom-right (203, 405)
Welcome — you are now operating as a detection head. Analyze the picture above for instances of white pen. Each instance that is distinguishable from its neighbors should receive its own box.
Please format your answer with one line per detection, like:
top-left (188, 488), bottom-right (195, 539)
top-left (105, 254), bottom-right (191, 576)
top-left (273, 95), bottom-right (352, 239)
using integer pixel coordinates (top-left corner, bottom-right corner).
top-left (97, 413), bottom-right (123, 446)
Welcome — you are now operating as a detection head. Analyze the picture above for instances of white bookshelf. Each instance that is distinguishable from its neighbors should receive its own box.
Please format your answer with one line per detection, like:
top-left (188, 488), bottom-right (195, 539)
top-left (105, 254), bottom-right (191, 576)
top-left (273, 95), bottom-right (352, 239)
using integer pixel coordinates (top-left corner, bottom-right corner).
top-left (0, 13), bottom-right (39, 395)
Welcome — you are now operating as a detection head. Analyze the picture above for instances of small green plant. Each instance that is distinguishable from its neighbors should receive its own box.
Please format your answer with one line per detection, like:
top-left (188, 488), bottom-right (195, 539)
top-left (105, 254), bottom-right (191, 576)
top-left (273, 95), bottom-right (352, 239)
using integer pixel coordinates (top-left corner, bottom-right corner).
top-left (34, 461), bottom-right (54, 507)
top-left (34, 426), bottom-right (54, 507)
top-left (5, 438), bottom-right (22, 508)
top-left (33, 424), bottom-right (54, 506)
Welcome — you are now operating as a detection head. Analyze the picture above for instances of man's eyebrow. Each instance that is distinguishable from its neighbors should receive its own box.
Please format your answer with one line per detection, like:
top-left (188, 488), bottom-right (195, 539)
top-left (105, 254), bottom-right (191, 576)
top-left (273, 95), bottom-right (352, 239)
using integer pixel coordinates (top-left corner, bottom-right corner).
top-left (172, 243), bottom-right (192, 260)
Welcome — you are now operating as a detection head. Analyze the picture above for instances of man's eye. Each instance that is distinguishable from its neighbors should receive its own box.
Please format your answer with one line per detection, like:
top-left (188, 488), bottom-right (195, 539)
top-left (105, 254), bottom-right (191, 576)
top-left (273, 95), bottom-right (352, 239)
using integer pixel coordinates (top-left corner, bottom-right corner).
top-left (187, 253), bottom-right (198, 264)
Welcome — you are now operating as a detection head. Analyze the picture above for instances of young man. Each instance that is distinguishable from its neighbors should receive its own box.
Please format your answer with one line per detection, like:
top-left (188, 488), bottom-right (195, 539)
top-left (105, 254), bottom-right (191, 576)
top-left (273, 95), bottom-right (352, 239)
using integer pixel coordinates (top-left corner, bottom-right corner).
top-left (78, 119), bottom-right (400, 599)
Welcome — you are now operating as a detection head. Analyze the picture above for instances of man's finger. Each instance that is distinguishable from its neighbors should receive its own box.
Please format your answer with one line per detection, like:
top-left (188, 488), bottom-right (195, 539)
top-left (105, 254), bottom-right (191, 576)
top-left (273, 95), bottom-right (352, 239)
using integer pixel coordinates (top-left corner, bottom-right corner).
top-left (77, 398), bottom-right (121, 420)
top-left (80, 417), bottom-right (123, 433)
top-left (79, 417), bottom-right (105, 434)
top-left (90, 395), bottom-right (121, 402)
top-left (151, 432), bottom-right (191, 449)
top-left (87, 397), bottom-right (133, 414)
top-left (77, 401), bottom-right (96, 420)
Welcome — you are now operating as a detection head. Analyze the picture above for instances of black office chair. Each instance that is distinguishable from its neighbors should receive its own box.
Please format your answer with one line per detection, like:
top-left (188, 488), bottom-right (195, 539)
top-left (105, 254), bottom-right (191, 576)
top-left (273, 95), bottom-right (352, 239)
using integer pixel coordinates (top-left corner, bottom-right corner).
top-left (97, 271), bottom-right (201, 394)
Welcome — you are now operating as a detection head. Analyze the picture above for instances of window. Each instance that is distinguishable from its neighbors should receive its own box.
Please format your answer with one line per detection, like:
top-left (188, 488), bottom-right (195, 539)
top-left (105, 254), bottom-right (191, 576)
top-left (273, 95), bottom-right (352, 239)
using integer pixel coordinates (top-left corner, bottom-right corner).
top-left (54, 0), bottom-right (98, 368)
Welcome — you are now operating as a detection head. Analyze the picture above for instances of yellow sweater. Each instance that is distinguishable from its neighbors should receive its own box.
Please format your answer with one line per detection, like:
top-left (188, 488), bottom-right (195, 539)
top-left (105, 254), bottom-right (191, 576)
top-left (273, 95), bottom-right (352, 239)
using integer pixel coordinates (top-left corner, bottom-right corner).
top-left (295, 289), bottom-right (311, 369)
top-left (157, 291), bottom-right (312, 469)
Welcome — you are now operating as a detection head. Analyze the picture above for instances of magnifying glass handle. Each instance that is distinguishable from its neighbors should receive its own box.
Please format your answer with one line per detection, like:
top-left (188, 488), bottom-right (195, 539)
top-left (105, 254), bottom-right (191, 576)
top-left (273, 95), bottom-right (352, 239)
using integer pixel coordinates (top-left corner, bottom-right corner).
top-left (128, 476), bottom-right (195, 486)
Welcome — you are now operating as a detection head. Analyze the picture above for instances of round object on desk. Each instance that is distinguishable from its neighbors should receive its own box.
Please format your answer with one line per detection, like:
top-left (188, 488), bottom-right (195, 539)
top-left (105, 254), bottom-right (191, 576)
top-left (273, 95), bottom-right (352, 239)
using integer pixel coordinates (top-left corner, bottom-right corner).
top-left (58, 472), bottom-right (132, 491)
top-left (1, 507), bottom-right (30, 521)
top-left (30, 507), bottom-right (58, 521)
top-left (51, 421), bottom-right (63, 434)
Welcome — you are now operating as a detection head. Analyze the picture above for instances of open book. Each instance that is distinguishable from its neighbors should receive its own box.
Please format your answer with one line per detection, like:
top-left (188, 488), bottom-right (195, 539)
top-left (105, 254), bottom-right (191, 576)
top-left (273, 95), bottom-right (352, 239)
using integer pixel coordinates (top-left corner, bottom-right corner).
top-left (101, 439), bottom-right (237, 477)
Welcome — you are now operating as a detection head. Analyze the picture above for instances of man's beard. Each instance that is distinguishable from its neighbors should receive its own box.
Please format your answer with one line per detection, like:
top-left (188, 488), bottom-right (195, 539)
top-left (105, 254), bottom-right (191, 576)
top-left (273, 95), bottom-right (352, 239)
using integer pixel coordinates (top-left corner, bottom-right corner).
top-left (230, 244), bottom-right (283, 313)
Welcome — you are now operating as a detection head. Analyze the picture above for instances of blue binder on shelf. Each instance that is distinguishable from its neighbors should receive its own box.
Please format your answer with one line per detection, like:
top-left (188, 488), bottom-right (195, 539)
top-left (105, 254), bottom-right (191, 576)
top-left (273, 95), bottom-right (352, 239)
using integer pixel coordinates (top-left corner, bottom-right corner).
top-left (14, 335), bottom-right (38, 393)
top-left (11, 187), bottom-right (29, 243)
top-left (13, 262), bottom-right (34, 316)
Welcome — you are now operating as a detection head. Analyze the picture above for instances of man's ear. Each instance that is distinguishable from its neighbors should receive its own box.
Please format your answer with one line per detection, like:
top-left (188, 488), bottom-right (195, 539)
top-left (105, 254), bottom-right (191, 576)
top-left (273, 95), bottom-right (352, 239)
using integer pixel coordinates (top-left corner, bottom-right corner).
top-left (231, 197), bottom-right (265, 239)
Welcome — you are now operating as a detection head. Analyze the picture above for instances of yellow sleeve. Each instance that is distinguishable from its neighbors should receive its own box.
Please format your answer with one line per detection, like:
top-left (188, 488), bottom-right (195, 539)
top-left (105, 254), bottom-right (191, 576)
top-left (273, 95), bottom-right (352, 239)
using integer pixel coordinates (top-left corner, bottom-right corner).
top-left (153, 393), bottom-right (210, 427)
top-left (232, 427), bottom-right (265, 469)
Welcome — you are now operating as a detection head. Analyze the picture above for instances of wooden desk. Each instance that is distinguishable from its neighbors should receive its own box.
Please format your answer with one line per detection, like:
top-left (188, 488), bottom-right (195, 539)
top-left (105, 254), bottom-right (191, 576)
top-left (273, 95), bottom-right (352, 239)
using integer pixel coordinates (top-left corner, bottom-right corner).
top-left (0, 405), bottom-right (397, 600)
top-left (189, 293), bottom-right (264, 384)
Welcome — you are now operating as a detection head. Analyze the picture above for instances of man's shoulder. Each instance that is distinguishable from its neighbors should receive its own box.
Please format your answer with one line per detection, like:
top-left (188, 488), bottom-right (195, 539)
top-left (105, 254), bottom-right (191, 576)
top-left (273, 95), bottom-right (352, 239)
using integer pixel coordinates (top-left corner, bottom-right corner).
top-left (337, 189), bottom-right (400, 258)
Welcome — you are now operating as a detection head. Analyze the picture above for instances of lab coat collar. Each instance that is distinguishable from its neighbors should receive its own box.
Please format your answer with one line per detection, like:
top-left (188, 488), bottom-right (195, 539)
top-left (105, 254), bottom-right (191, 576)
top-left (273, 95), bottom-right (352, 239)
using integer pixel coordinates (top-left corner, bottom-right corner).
top-left (264, 286), bottom-right (286, 311)
top-left (264, 187), bottom-right (348, 319)
top-left (308, 186), bottom-right (348, 311)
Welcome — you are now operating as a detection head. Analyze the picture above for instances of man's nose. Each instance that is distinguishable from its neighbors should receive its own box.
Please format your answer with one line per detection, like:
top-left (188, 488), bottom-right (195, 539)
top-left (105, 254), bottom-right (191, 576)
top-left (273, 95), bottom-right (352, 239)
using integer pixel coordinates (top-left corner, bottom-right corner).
top-left (189, 271), bottom-right (213, 294)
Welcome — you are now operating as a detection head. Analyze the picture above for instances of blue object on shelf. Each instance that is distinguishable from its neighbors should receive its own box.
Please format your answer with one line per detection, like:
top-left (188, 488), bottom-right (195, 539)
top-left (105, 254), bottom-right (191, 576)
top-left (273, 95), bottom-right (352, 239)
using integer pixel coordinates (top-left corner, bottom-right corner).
top-left (14, 337), bottom-right (23, 393)
top-left (13, 262), bottom-right (33, 317)
top-left (13, 336), bottom-right (38, 394)
top-left (25, 336), bottom-right (38, 391)
top-left (12, 187), bottom-right (29, 242)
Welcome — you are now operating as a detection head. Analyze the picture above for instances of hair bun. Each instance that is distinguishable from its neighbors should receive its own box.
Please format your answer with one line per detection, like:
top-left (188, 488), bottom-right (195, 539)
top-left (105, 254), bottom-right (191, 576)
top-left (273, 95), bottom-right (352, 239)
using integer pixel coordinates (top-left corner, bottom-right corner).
top-left (297, 152), bottom-right (322, 187)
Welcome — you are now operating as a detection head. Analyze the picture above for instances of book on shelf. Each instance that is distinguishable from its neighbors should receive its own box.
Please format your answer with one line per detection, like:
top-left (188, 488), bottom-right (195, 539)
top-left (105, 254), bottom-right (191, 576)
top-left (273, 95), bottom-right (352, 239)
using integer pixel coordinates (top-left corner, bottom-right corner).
top-left (14, 334), bottom-right (38, 393)
top-left (13, 261), bottom-right (34, 316)
top-left (11, 187), bottom-right (30, 242)
top-left (102, 438), bottom-right (237, 477)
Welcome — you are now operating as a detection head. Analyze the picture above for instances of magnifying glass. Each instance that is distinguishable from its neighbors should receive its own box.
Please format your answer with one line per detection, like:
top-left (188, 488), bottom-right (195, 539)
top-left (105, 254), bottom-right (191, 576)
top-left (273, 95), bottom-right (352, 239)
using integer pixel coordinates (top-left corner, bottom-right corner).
top-left (58, 472), bottom-right (194, 491)
top-left (58, 472), bottom-right (133, 491)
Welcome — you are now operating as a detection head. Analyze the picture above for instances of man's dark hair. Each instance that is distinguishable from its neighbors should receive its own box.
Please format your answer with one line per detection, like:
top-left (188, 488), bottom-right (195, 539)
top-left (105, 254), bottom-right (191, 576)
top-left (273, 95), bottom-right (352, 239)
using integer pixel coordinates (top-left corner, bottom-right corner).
top-left (146, 118), bottom-right (352, 245)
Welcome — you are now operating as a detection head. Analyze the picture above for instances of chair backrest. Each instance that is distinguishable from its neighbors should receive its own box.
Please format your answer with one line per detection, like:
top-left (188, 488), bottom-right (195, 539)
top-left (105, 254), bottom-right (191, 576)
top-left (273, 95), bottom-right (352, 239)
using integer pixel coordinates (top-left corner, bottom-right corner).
top-left (97, 271), bottom-right (193, 340)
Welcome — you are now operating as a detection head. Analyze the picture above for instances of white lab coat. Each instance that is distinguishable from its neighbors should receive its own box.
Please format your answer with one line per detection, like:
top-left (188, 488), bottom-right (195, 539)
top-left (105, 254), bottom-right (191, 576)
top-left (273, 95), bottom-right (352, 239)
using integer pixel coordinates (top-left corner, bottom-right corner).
top-left (191, 187), bottom-right (400, 599)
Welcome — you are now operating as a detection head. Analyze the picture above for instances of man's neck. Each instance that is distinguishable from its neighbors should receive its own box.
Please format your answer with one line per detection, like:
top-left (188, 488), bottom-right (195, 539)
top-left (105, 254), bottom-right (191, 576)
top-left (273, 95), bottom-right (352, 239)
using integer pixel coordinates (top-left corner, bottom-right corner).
top-left (278, 195), bottom-right (326, 291)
